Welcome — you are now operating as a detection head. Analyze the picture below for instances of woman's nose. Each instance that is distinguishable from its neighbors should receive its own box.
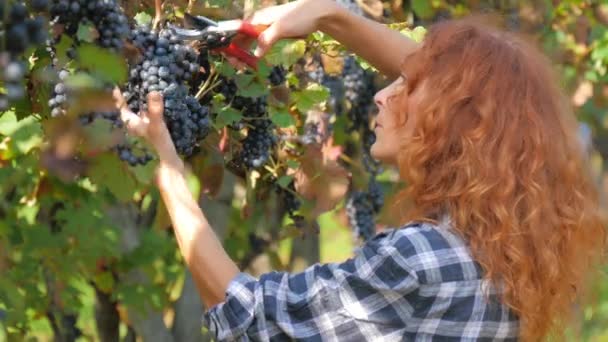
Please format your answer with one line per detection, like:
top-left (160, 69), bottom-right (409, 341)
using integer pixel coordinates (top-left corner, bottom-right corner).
top-left (374, 88), bottom-right (387, 108)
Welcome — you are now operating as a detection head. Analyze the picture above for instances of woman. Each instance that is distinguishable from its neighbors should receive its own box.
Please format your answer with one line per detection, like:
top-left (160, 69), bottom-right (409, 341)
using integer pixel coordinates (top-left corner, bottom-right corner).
top-left (114, 0), bottom-right (606, 340)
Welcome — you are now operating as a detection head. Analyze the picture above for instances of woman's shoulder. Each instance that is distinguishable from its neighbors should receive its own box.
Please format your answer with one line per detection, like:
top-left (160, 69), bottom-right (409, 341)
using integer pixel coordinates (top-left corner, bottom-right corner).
top-left (366, 215), bottom-right (484, 284)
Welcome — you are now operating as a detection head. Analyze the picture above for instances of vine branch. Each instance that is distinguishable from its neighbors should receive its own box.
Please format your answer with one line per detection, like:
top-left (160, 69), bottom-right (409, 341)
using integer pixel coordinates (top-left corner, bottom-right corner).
top-left (152, 0), bottom-right (163, 31)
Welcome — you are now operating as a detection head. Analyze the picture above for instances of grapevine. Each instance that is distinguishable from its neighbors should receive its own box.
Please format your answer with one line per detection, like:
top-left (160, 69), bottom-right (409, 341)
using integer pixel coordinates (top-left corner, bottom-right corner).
top-left (49, 0), bottom-right (130, 50)
top-left (0, 1), bottom-right (48, 109)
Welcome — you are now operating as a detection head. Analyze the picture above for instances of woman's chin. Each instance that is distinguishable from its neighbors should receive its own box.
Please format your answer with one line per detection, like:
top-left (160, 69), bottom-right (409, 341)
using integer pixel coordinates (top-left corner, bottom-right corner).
top-left (370, 145), bottom-right (385, 163)
top-left (370, 144), bottom-right (396, 166)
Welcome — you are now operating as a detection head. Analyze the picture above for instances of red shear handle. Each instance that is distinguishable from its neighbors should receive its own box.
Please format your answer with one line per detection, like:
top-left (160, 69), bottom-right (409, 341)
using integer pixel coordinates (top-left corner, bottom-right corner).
top-left (219, 43), bottom-right (260, 69)
top-left (238, 22), bottom-right (268, 38)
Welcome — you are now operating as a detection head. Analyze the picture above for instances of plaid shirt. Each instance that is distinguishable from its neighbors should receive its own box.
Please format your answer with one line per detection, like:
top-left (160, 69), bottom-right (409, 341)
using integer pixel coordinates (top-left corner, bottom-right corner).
top-left (203, 219), bottom-right (520, 341)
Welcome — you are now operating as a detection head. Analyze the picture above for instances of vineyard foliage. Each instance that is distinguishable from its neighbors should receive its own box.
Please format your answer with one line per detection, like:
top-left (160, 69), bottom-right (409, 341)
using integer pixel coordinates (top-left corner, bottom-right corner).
top-left (1, 0), bottom-right (608, 341)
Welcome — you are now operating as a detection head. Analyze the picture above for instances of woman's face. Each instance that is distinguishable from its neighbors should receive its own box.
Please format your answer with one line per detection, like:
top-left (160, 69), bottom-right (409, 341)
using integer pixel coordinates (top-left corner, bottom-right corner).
top-left (371, 75), bottom-right (425, 165)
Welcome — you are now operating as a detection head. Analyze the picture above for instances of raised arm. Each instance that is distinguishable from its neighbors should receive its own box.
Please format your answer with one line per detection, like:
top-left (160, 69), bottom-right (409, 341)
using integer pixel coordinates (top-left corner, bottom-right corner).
top-left (250, 0), bottom-right (421, 79)
top-left (114, 91), bottom-right (239, 309)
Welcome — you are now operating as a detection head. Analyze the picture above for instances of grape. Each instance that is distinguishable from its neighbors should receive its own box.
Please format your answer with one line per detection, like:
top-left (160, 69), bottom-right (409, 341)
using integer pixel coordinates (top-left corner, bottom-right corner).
top-left (49, 0), bottom-right (130, 50)
top-left (48, 68), bottom-right (70, 117)
top-left (123, 25), bottom-right (210, 158)
top-left (238, 119), bottom-right (276, 169)
top-left (0, 2), bottom-right (48, 108)
top-left (211, 76), bottom-right (276, 170)
top-left (346, 191), bottom-right (376, 241)
top-left (115, 144), bottom-right (153, 167)
top-left (300, 122), bottom-right (321, 145)
top-left (269, 65), bottom-right (286, 86)
top-left (274, 180), bottom-right (304, 225)
top-left (4, 61), bottom-right (25, 83)
top-left (343, 56), bottom-right (376, 132)
top-left (367, 180), bottom-right (384, 213)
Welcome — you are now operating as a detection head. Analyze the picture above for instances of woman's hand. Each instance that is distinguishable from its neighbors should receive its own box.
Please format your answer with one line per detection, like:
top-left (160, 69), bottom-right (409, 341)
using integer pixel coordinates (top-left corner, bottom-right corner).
top-left (229, 0), bottom-right (340, 61)
top-left (113, 88), bottom-right (183, 169)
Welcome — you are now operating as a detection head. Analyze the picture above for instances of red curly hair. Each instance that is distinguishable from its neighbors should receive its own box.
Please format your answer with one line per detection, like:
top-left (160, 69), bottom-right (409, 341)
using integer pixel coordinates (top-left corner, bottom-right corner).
top-left (390, 15), bottom-right (607, 341)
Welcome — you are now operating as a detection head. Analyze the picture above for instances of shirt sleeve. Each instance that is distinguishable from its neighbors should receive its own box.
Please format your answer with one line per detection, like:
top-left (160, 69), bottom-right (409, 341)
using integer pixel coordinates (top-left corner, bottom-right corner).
top-left (202, 228), bottom-right (420, 341)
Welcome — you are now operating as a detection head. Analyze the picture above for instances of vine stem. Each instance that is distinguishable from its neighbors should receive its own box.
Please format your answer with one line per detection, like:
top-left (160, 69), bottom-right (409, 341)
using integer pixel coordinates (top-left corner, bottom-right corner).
top-left (187, 0), bottom-right (196, 13)
top-left (195, 71), bottom-right (220, 100)
top-left (152, 0), bottom-right (163, 31)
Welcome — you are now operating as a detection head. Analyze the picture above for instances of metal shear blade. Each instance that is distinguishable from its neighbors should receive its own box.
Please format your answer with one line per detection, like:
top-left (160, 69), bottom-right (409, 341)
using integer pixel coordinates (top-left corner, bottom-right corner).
top-left (184, 13), bottom-right (218, 29)
top-left (170, 26), bottom-right (207, 40)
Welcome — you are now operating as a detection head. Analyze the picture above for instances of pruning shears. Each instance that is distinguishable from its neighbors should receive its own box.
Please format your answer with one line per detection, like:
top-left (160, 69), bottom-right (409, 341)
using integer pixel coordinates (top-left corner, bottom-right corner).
top-left (171, 13), bottom-right (268, 69)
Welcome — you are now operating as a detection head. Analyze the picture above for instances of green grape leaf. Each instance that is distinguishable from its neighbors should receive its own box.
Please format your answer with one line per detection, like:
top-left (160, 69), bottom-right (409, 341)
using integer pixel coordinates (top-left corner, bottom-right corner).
top-left (76, 44), bottom-right (128, 84)
top-left (54, 34), bottom-right (75, 67)
top-left (0, 111), bottom-right (43, 154)
top-left (94, 271), bottom-right (115, 293)
top-left (293, 84), bottom-right (329, 112)
top-left (214, 106), bottom-right (242, 128)
top-left (134, 12), bottom-right (153, 27)
top-left (77, 22), bottom-right (97, 43)
top-left (403, 26), bottom-right (428, 43)
top-left (88, 153), bottom-right (138, 202)
top-left (256, 60), bottom-right (271, 79)
top-left (64, 72), bottom-right (103, 89)
top-left (411, 0), bottom-right (434, 19)
top-left (270, 110), bottom-right (296, 128)
top-left (276, 175), bottom-right (293, 188)
top-left (80, 119), bottom-right (122, 152)
top-left (233, 73), bottom-right (255, 89)
top-left (131, 158), bottom-right (159, 184)
top-left (264, 40), bottom-right (306, 67)
top-left (237, 81), bottom-right (266, 98)
top-left (215, 60), bottom-right (236, 77)
top-left (286, 159), bottom-right (300, 169)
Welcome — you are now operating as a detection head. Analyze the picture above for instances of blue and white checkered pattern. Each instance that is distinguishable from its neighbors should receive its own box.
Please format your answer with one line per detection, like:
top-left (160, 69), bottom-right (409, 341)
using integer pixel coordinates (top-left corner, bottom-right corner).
top-left (203, 218), bottom-right (520, 341)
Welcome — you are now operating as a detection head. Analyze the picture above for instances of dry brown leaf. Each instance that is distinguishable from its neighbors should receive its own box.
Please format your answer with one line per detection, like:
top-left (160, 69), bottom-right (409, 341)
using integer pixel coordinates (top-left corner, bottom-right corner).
top-left (294, 138), bottom-right (350, 217)
top-left (190, 151), bottom-right (225, 198)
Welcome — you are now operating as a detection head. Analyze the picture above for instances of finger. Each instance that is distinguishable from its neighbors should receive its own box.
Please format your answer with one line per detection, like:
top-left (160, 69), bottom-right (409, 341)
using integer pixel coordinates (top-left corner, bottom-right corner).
top-left (113, 87), bottom-right (145, 135)
top-left (112, 87), bottom-right (127, 110)
top-left (120, 107), bottom-right (146, 137)
top-left (146, 91), bottom-right (164, 123)
top-left (254, 23), bottom-right (281, 58)
top-left (246, 7), bottom-right (274, 25)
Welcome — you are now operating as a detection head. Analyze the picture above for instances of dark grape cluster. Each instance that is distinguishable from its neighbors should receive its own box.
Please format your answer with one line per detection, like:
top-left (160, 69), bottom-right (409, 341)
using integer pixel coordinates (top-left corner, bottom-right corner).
top-left (274, 180), bottom-right (305, 226)
top-left (115, 143), bottom-right (153, 167)
top-left (343, 56), bottom-right (376, 132)
top-left (214, 76), bottom-right (276, 170)
top-left (163, 84), bottom-right (211, 156)
top-left (346, 178), bottom-right (385, 241)
top-left (240, 119), bottom-right (276, 169)
top-left (367, 180), bottom-right (384, 213)
top-left (268, 65), bottom-right (286, 87)
top-left (300, 122), bottom-right (320, 145)
top-left (346, 191), bottom-right (376, 241)
top-left (124, 25), bottom-right (200, 107)
top-left (49, 0), bottom-right (130, 50)
top-left (343, 56), bottom-right (384, 240)
top-left (123, 25), bottom-right (211, 158)
top-left (48, 68), bottom-right (69, 117)
top-left (0, 1), bottom-right (48, 109)
top-left (1, 2), bottom-right (47, 54)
